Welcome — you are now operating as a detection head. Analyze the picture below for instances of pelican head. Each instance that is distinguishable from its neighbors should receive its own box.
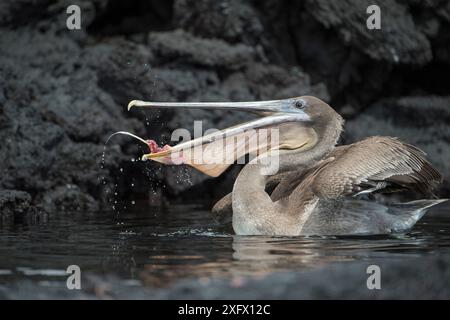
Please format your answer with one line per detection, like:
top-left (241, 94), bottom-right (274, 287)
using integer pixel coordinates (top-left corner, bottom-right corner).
top-left (127, 96), bottom-right (341, 176)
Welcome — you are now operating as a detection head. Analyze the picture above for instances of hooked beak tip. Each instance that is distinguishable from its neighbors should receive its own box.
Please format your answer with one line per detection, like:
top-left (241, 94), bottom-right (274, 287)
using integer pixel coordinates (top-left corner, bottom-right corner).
top-left (128, 100), bottom-right (144, 111)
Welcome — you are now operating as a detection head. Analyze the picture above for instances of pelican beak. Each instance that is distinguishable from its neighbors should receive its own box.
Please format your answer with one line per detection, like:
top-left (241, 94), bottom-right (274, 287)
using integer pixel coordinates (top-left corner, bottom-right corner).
top-left (127, 98), bottom-right (312, 177)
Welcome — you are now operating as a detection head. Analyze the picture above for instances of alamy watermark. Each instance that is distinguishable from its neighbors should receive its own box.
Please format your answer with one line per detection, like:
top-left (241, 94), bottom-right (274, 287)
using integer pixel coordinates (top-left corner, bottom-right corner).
top-left (66, 4), bottom-right (81, 30)
top-left (366, 4), bottom-right (381, 30)
top-left (366, 265), bottom-right (381, 290)
top-left (65, 4), bottom-right (382, 32)
top-left (66, 265), bottom-right (81, 290)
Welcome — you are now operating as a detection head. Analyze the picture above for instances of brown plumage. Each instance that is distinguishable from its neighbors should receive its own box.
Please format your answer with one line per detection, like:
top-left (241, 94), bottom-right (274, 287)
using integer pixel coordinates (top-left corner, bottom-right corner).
top-left (270, 136), bottom-right (442, 202)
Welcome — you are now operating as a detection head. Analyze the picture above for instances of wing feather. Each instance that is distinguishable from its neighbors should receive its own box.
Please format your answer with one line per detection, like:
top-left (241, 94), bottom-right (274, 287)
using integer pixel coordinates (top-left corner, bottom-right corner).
top-left (311, 136), bottom-right (442, 199)
top-left (270, 137), bottom-right (442, 201)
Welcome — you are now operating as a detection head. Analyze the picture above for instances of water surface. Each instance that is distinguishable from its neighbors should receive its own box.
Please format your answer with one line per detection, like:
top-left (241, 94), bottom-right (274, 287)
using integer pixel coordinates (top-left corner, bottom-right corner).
top-left (1, 203), bottom-right (449, 296)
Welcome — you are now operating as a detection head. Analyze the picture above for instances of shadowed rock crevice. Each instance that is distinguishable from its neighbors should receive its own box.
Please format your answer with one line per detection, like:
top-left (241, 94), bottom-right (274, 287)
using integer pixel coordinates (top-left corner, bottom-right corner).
top-left (87, 0), bottom-right (174, 36)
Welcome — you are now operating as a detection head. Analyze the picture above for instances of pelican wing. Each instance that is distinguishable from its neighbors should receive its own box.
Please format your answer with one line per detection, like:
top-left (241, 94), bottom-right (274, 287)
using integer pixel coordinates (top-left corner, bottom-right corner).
top-left (271, 137), bottom-right (442, 201)
top-left (309, 136), bottom-right (442, 199)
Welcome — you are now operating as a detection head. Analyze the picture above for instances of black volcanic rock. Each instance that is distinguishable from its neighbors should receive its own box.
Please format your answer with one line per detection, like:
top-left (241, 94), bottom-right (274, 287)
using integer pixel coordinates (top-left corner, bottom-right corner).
top-left (0, 189), bottom-right (47, 223)
top-left (0, 190), bottom-right (33, 217)
top-left (0, 0), bottom-right (449, 215)
top-left (148, 29), bottom-right (257, 70)
top-left (173, 0), bottom-right (265, 45)
top-left (42, 184), bottom-right (99, 212)
top-left (305, 0), bottom-right (432, 65)
top-left (0, 29), bottom-right (142, 213)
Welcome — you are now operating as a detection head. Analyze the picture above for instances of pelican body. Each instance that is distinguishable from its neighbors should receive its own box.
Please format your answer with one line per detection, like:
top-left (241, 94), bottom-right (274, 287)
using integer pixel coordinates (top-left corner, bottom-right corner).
top-left (127, 96), bottom-right (446, 236)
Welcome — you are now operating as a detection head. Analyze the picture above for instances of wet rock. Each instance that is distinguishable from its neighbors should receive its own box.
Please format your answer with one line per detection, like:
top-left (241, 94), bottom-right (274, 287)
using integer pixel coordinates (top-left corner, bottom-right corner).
top-left (42, 184), bottom-right (99, 212)
top-left (0, 190), bottom-right (32, 217)
top-left (0, 190), bottom-right (46, 223)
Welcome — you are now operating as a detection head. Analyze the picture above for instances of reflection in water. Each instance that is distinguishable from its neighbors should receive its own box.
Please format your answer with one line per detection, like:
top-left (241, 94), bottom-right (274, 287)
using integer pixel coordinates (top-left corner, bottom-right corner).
top-left (0, 203), bottom-right (449, 289)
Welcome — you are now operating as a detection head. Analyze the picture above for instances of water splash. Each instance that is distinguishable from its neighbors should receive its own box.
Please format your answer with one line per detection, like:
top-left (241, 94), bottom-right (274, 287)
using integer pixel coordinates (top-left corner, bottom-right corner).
top-left (102, 131), bottom-right (153, 215)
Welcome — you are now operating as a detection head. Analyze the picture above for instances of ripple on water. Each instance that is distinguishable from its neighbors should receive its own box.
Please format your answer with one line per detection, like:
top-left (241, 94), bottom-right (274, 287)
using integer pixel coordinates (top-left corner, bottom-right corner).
top-left (0, 203), bottom-right (449, 289)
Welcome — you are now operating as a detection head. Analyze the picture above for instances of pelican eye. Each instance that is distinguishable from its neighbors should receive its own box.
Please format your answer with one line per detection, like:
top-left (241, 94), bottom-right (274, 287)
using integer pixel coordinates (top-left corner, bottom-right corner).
top-left (294, 99), bottom-right (307, 109)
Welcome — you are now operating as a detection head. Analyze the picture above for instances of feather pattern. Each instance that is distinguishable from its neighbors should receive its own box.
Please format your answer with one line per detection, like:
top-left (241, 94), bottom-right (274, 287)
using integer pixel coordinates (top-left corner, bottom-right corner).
top-left (271, 136), bottom-right (442, 202)
top-left (310, 136), bottom-right (442, 199)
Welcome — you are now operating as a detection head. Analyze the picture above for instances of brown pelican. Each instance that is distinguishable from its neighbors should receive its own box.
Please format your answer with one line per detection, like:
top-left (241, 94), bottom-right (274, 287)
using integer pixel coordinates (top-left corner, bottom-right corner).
top-left (127, 96), bottom-right (446, 236)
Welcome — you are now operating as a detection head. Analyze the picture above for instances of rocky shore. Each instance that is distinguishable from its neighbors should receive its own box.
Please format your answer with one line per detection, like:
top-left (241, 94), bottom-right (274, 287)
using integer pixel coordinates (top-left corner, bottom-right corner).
top-left (1, 0), bottom-right (449, 217)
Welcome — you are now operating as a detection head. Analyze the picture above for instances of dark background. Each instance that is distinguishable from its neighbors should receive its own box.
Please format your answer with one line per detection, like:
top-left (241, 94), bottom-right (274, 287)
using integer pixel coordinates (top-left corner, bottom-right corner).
top-left (1, 0), bottom-right (449, 219)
